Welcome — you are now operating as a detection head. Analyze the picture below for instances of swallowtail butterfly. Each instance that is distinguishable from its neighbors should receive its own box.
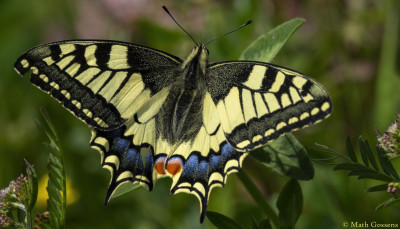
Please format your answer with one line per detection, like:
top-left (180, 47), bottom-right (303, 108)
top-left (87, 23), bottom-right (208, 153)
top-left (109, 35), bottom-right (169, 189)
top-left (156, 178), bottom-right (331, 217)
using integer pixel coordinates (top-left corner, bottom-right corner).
top-left (14, 7), bottom-right (332, 222)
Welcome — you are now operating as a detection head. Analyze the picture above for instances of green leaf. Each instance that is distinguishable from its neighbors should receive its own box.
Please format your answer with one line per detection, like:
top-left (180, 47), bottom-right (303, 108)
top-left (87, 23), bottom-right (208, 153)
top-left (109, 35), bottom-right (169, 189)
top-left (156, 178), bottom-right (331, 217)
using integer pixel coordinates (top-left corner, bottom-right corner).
top-left (335, 162), bottom-right (392, 181)
top-left (250, 217), bottom-right (258, 229)
top-left (206, 211), bottom-right (242, 229)
top-left (346, 137), bottom-right (358, 162)
top-left (358, 137), bottom-right (370, 167)
top-left (23, 160), bottom-right (37, 229)
top-left (349, 170), bottom-right (392, 182)
top-left (277, 179), bottom-right (303, 229)
top-left (258, 219), bottom-right (272, 229)
top-left (236, 171), bottom-right (279, 228)
top-left (376, 147), bottom-right (399, 179)
top-left (365, 184), bottom-right (388, 192)
top-left (109, 182), bottom-right (141, 200)
top-left (334, 162), bottom-right (368, 171)
top-left (239, 18), bottom-right (306, 62)
top-left (40, 110), bottom-right (66, 229)
top-left (251, 134), bottom-right (314, 180)
top-left (359, 138), bottom-right (379, 170)
top-left (375, 197), bottom-right (400, 211)
top-left (24, 160), bottom-right (38, 211)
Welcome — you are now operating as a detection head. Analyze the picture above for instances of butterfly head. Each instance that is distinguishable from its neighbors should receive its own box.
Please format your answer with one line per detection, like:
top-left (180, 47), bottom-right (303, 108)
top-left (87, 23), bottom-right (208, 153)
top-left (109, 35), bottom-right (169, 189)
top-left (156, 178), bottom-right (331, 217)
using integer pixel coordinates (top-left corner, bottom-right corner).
top-left (182, 45), bottom-right (209, 77)
top-left (198, 45), bottom-right (209, 73)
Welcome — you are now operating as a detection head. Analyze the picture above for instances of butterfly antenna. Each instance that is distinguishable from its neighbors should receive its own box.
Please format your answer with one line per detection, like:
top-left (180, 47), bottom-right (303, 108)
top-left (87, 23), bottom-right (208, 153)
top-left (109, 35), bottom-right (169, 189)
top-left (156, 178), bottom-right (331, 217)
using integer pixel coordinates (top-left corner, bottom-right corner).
top-left (204, 20), bottom-right (252, 46)
top-left (162, 6), bottom-right (199, 46)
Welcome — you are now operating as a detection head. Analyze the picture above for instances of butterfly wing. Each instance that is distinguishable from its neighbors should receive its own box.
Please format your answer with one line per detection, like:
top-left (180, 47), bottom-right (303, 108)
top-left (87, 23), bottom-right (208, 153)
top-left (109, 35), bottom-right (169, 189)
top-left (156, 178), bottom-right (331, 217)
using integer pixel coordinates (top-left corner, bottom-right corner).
top-left (206, 61), bottom-right (332, 151)
top-left (14, 39), bottom-right (182, 210)
top-left (14, 40), bottom-right (182, 129)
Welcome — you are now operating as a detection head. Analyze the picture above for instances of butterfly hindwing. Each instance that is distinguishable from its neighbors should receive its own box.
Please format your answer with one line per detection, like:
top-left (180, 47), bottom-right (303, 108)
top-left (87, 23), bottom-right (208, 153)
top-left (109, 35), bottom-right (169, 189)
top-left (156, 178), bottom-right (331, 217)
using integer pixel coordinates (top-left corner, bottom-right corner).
top-left (206, 61), bottom-right (332, 151)
top-left (14, 40), bottom-right (182, 130)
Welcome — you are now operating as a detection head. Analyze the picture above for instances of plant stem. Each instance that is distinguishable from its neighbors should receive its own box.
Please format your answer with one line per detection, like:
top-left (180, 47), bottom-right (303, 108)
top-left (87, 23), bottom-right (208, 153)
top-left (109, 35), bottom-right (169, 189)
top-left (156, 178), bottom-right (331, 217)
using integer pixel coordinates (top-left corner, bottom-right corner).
top-left (237, 171), bottom-right (279, 228)
top-left (374, 0), bottom-right (400, 129)
top-left (26, 209), bottom-right (32, 229)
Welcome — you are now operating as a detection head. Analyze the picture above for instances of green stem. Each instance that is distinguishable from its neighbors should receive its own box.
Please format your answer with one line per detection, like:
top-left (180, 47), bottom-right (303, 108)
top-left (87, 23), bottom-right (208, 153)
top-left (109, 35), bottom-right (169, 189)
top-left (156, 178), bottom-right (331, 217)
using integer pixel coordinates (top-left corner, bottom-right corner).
top-left (26, 209), bottom-right (32, 229)
top-left (374, 0), bottom-right (400, 129)
top-left (237, 171), bottom-right (279, 228)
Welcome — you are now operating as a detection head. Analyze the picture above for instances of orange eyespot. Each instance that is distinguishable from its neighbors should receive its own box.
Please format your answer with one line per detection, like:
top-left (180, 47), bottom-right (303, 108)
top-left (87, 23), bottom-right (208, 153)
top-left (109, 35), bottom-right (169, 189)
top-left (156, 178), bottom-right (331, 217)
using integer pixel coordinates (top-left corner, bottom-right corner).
top-left (154, 157), bottom-right (166, 175)
top-left (166, 157), bottom-right (183, 175)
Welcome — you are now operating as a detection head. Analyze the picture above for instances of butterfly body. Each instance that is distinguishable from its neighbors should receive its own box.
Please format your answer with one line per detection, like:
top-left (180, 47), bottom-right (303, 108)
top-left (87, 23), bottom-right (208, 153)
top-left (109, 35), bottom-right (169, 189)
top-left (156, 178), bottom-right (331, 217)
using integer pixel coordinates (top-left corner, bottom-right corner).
top-left (15, 39), bottom-right (332, 222)
top-left (158, 46), bottom-right (208, 145)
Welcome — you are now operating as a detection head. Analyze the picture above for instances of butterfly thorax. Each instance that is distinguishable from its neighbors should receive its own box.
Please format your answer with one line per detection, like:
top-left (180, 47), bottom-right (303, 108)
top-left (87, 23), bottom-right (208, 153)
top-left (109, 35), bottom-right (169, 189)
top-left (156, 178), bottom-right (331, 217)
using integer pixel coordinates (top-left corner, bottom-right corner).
top-left (156, 45), bottom-right (209, 145)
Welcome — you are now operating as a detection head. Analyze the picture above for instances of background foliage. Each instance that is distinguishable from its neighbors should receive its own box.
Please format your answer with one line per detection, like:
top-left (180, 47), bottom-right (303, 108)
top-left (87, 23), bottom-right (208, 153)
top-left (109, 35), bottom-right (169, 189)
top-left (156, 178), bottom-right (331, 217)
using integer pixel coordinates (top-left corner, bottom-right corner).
top-left (0, 0), bottom-right (399, 228)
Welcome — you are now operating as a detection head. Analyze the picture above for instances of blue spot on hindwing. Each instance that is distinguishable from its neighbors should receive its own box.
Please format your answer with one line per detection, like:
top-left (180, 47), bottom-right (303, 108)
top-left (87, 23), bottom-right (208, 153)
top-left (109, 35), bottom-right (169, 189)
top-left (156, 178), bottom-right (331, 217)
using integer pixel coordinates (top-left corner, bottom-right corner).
top-left (182, 154), bottom-right (199, 175)
top-left (221, 143), bottom-right (234, 159)
top-left (114, 138), bottom-right (130, 153)
top-left (144, 150), bottom-right (154, 169)
top-left (125, 148), bottom-right (139, 164)
top-left (198, 161), bottom-right (209, 177)
top-left (124, 148), bottom-right (143, 171)
top-left (209, 154), bottom-right (221, 169)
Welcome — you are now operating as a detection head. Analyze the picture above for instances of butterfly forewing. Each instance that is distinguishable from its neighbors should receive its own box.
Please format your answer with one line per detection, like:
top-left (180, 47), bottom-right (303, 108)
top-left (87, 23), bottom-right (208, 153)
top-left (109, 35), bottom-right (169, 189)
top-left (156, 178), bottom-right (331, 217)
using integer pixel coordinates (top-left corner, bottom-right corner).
top-left (206, 61), bottom-right (332, 151)
top-left (14, 40), bottom-right (181, 130)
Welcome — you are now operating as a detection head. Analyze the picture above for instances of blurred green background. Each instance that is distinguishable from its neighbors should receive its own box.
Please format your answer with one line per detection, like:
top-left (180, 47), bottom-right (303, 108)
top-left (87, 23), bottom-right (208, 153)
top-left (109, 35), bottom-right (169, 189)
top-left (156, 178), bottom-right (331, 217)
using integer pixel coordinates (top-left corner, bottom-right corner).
top-left (1, 0), bottom-right (399, 228)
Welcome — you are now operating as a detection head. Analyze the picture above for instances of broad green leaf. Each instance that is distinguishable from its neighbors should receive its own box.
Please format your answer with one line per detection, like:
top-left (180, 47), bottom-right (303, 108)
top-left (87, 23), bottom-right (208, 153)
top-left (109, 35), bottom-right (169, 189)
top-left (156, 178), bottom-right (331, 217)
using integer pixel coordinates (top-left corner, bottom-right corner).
top-left (277, 179), bottom-right (303, 229)
top-left (206, 211), bottom-right (242, 229)
top-left (365, 184), bottom-right (388, 192)
top-left (251, 134), bottom-right (314, 180)
top-left (346, 137), bottom-right (358, 162)
top-left (236, 171), bottom-right (279, 228)
top-left (239, 18), bottom-right (306, 62)
top-left (109, 182), bottom-right (141, 200)
top-left (377, 147), bottom-right (399, 179)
